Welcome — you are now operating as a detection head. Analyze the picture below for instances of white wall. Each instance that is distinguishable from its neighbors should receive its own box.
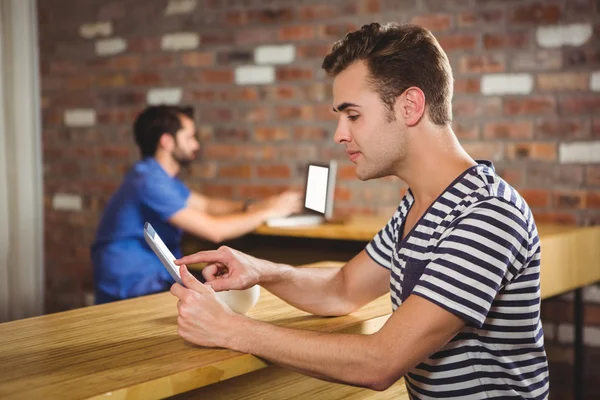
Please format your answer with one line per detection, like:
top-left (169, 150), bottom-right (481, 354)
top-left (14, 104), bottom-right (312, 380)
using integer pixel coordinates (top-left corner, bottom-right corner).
top-left (0, 0), bottom-right (44, 321)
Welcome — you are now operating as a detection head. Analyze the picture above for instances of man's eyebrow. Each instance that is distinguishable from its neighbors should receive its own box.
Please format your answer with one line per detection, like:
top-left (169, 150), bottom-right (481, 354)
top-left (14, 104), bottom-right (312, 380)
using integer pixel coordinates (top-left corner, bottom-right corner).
top-left (333, 102), bottom-right (361, 112)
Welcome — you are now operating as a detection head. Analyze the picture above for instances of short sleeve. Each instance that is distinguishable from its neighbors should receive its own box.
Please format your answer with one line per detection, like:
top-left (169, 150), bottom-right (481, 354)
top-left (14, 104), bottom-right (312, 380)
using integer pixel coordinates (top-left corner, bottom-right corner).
top-left (411, 198), bottom-right (530, 328)
top-left (366, 211), bottom-right (400, 270)
top-left (139, 177), bottom-right (190, 221)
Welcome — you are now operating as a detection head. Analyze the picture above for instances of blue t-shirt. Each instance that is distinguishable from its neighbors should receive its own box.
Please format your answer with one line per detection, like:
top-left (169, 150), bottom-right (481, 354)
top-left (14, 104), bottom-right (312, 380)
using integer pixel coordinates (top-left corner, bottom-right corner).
top-left (91, 157), bottom-right (190, 304)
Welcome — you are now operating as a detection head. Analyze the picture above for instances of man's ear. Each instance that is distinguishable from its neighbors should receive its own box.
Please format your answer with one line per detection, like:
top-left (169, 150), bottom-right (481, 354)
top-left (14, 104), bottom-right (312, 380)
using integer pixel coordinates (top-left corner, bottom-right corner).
top-left (394, 87), bottom-right (426, 127)
top-left (158, 133), bottom-right (175, 151)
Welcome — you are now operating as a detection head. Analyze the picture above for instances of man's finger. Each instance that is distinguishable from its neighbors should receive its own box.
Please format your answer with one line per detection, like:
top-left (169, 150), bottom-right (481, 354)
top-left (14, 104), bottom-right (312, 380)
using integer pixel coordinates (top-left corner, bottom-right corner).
top-left (201, 264), bottom-right (220, 282)
top-left (170, 283), bottom-right (186, 298)
top-left (175, 250), bottom-right (225, 266)
top-left (180, 265), bottom-right (210, 294)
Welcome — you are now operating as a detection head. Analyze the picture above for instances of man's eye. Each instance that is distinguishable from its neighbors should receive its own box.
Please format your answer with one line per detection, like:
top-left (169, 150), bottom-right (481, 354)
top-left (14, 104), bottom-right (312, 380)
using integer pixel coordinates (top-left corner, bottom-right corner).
top-left (347, 115), bottom-right (359, 122)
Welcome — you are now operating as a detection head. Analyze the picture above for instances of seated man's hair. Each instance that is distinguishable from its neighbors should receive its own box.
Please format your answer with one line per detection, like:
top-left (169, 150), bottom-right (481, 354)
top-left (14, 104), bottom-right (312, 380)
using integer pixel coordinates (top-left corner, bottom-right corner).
top-left (133, 105), bottom-right (194, 158)
top-left (322, 22), bottom-right (453, 125)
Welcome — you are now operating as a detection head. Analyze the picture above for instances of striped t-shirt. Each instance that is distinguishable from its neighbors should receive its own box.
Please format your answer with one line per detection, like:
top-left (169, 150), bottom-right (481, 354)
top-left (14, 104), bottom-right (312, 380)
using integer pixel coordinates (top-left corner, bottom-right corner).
top-left (366, 161), bottom-right (549, 399)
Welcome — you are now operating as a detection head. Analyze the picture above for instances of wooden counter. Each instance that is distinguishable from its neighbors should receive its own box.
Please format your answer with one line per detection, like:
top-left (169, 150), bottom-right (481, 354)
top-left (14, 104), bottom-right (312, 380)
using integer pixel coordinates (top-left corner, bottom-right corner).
top-left (0, 262), bottom-right (400, 400)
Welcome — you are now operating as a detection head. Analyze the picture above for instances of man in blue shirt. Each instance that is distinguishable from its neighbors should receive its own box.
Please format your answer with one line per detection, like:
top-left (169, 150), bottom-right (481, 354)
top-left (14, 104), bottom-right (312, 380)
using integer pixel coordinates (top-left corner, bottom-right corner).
top-left (91, 105), bottom-right (301, 304)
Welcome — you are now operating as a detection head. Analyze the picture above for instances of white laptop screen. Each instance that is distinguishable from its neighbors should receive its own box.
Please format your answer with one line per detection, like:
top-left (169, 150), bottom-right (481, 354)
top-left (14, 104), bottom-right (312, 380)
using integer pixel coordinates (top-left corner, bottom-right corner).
top-left (304, 165), bottom-right (329, 214)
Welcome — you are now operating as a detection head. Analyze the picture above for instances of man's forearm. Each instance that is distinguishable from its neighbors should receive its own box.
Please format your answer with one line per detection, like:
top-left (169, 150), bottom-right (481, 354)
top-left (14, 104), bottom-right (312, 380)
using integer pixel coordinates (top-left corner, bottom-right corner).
top-left (206, 198), bottom-right (245, 216)
top-left (230, 317), bottom-right (390, 390)
top-left (261, 263), bottom-right (355, 316)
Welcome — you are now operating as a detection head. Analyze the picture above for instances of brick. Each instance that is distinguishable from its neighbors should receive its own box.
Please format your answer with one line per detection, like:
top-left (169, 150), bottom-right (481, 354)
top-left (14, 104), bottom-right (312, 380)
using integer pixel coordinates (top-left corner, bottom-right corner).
top-left (202, 69), bottom-right (234, 84)
top-left (255, 44), bottom-right (295, 65)
top-left (511, 50), bottom-right (562, 71)
top-left (503, 97), bottom-right (556, 115)
top-left (64, 109), bottom-right (96, 127)
top-left (533, 211), bottom-right (577, 225)
top-left (98, 146), bottom-right (132, 159)
top-left (437, 34), bottom-right (477, 52)
top-left (564, 48), bottom-right (600, 68)
top-left (235, 66), bottom-right (274, 85)
top-left (318, 23), bottom-right (359, 40)
top-left (382, 0), bottom-right (417, 11)
top-left (218, 165), bottom-right (251, 179)
top-left (483, 32), bottom-right (530, 49)
top-left (254, 127), bottom-right (290, 141)
top-left (204, 144), bottom-right (238, 160)
top-left (457, 9), bottom-right (503, 27)
top-left (586, 166), bottom-right (600, 187)
top-left (130, 72), bottom-right (163, 86)
top-left (294, 127), bottom-right (329, 141)
top-left (242, 107), bottom-right (269, 123)
top-left (276, 105), bottom-right (314, 120)
top-left (202, 183), bottom-right (235, 198)
top-left (528, 163), bottom-right (584, 187)
top-left (460, 55), bottom-right (505, 74)
top-left (235, 28), bottom-right (274, 45)
top-left (587, 192), bottom-right (600, 209)
top-left (239, 185), bottom-right (289, 199)
top-left (584, 284), bottom-right (600, 305)
top-left (297, 5), bottom-right (338, 20)
top-left (315, 104), bottom-right (336, 121)
top-left (278, 25), bottom-right (314, 41)
top-left (165, 0), bottom-right (197, 15)
top-left (538, 72), bottom-right (589, 92)
top-left (52, 193), bottom-right (82, 211)
top-left (238, 145), bottom-right (276, 161)
top-left (553, 190), bottom-right (586, 209)
top-left (146, 87), bottom-right (182, 105)
top-left (536, 23), bottom-right (593, 48)
top-left (94, 73), bottom-right (127, 87)
top-left (213, 127), bottom-right (250, 141)
top-left (231, 8), bottom-right (294, 25)
top-left (66, 75), bottom-right (93, 90)
top-left (276, 145), bottom-right (318, 161)
top-left (452, 121), bottom-right (480, 140)
top-left (495, 165), bottom-right (523, 187)
top-left (186, 89), bottom-right (217, 102)
top-left (217, 50), bottom-right (254, 64)
top-left (483, 121), bottom-right (533, 140)
top-left (181, 51), bottom-right (214, 67)
top-left (256, 164), bottom-right (291, 179)
top-left (296, 44), bottom-right (332, 60)
top-left (453, 78), bottom-right (480, 94)
top-left (128, 37), bottom-right (161, 53)
top-left (338, 164), bottom-right (358, 181)
top-left (95, 38), bottom-right (126, 56)
top-left (334, 187), bottom-right (352, 202)
top-left (535, 118), bottom-right (588, 140)
top-left (161, 32), bottom-right (200, 51)
top-left (201, 108), bottom-right (234, 123)
top-left (520, 189), bottom-right (551, 208)
top-left (198, 32), bottom-right (234, 47)
top-left (109, 55), bottom-right (142, 71)
top-left (276, 67), bottom-right (313, 81)
top-left (506, 142), bottom-right (557, 161)
top-left (481, 74), bottom-right (533, 95)
top-left (410, 14), bottom-right (452, 31)
top-left (79, 22), bottom-right (112, 39)
top-left (510, 3), bottom-right (560, 24)
top-left (591, 71), bottom-right (600, 91)
top-left (560, 96), bottom-right (600, 114)
top-left (359, 0), bottom-right (381, 13)
top-left (453, 97), bottom-right (502, 117)
top-left (223, 88), bottom-right (259, 102)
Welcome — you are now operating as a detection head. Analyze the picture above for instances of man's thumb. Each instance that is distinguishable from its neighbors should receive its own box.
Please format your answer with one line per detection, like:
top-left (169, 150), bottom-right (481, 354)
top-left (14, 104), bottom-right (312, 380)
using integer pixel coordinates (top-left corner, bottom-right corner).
top-left (179, 265), bottom-right (206, 293)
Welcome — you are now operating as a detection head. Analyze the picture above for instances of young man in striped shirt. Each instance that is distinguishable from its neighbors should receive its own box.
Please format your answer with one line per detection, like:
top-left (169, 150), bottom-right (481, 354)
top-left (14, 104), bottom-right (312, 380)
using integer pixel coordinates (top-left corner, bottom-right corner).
top-left (170, 22), bottom-right (549, 399)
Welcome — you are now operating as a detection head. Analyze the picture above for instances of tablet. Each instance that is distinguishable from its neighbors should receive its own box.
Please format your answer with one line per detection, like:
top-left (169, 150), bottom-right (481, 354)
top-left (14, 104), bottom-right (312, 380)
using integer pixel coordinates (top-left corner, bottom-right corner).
top-left (143, 222), bottom-right (183, 286)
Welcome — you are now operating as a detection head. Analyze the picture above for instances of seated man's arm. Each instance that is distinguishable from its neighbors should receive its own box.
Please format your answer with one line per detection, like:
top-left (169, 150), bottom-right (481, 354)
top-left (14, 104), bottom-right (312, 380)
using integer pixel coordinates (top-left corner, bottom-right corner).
top-left (187, 191), bottom-right (245, 216)
top-left (169, 206), bottom-right (270, 244)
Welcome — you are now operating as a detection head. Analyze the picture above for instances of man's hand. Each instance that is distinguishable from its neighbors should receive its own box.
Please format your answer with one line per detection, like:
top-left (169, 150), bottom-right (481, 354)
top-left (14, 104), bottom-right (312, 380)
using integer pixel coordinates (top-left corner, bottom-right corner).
top-left (248, 190), bottom-right (303, 218)
top-left (170, 265), bottom-right (242, 348)
top-left (175, 246), bottom-right (274, 292)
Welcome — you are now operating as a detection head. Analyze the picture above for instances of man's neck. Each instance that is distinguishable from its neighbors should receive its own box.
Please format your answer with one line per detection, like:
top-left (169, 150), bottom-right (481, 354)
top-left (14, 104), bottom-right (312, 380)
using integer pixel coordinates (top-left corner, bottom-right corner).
top-left (154, 152), bottom-right (180, 177)
top-left (397, 126), bottom-right (477, 210)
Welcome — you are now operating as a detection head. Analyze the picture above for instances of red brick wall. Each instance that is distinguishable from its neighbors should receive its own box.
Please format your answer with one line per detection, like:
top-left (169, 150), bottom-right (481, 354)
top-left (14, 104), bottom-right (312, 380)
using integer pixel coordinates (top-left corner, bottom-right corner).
top-left (39, 0), bottom-right (599, 395)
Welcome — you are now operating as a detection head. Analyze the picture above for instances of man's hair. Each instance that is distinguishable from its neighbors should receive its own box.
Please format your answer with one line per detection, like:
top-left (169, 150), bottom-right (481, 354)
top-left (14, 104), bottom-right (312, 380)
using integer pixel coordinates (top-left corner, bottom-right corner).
top-left (133, 105), bottom-right (194, 158)
top-left (322, 22), bottom-right (453, 125)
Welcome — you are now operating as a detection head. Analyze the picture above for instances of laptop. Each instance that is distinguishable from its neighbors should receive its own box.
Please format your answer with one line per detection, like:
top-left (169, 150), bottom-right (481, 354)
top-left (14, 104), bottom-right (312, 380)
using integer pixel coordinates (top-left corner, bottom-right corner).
top-left (266, 160), bottom-right (337, 228)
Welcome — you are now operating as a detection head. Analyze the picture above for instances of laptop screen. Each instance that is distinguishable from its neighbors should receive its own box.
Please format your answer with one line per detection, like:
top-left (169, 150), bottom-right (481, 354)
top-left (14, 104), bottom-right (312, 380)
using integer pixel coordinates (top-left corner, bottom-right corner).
top-left (303, 161), bottom-right (337, 218)
top-left (305, 165), bottom-right (329, 213)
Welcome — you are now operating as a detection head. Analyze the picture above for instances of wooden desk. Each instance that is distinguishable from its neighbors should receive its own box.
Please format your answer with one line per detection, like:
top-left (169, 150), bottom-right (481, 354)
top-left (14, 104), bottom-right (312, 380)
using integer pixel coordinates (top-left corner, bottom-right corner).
top-left (0, 263), bottom-right (404, 400)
